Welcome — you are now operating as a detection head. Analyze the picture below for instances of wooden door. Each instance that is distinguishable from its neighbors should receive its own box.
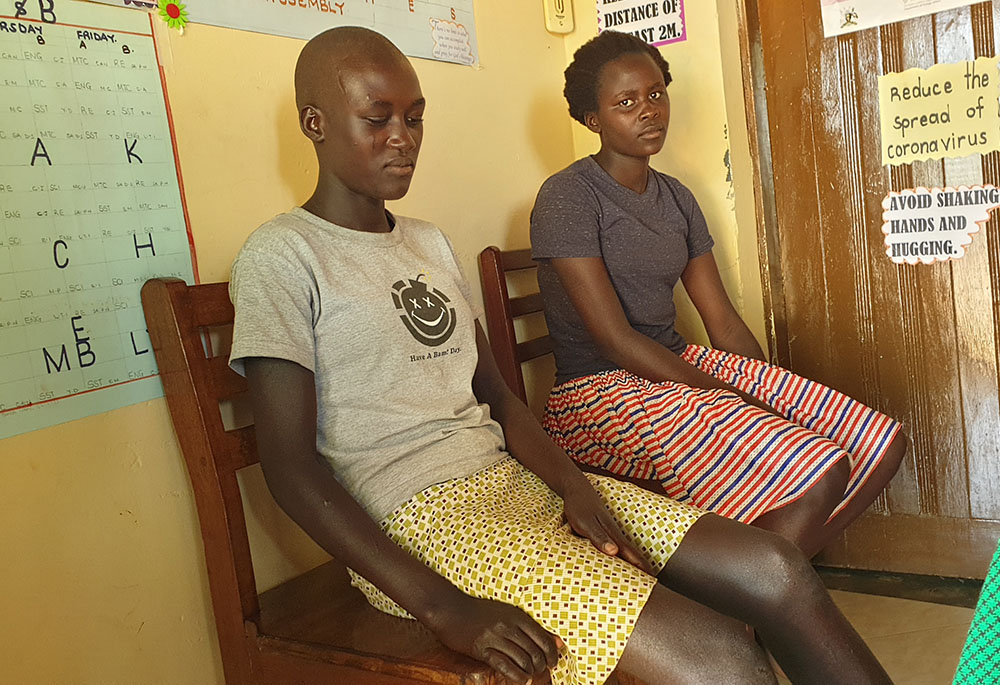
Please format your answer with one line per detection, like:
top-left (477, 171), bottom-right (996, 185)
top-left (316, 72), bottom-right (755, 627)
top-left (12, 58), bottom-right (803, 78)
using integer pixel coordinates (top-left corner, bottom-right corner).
top-left (744, 0), bottom-right (1000, 578)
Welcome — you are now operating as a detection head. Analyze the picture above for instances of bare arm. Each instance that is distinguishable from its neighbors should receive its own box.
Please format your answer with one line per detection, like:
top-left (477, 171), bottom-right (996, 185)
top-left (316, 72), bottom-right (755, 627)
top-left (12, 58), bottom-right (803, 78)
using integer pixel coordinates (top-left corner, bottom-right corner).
top-left (244, 356), bottom-right (559, 683)
top-left (680, 252), bottom-right (765, 361)
top-left (471, 322), bottom-right (654, 574)
top-left (549, 255), bottom-right (774, 414)
top-left (245, 357), bottom-right (467, 617)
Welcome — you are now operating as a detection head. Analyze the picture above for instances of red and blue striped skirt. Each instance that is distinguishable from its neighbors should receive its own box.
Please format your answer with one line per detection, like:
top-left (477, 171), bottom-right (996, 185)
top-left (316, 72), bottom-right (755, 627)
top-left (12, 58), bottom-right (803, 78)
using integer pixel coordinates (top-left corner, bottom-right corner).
top-left (542, 344), bottom-right (901, 524)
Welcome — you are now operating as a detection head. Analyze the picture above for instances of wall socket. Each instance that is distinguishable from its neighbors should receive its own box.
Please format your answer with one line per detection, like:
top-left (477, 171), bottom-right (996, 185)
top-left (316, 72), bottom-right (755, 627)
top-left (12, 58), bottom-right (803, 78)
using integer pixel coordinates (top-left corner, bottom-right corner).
top-left (543, 0), bottom-right (574, 34)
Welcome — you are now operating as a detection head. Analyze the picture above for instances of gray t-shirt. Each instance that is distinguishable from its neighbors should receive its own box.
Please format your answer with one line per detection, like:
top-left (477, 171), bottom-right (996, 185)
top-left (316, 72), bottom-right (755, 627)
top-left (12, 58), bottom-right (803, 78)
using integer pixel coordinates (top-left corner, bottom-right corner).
top-left (530, 157), bottom-right (715, 384)
top-left (229, 208), bottom-right (505, 522)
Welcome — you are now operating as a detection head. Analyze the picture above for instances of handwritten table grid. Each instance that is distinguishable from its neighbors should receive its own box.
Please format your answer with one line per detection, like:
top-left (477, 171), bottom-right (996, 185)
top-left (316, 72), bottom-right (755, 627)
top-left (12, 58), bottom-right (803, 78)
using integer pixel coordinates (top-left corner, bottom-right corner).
top-left (0, 3), bottom-right (195, 439)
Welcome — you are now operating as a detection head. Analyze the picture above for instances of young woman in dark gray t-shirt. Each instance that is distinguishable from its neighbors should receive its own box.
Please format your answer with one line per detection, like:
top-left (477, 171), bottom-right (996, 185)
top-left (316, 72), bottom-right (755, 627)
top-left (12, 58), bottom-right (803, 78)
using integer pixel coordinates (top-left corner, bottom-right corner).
top-left (531, 31), bottom-right (907, 560)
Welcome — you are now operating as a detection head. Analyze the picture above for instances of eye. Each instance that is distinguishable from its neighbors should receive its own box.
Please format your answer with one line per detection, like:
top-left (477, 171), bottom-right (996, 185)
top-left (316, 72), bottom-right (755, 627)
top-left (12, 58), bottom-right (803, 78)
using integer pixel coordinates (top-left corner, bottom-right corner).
top-left (650, 90), bottom-right (663, 100)
top-left (618, 98), bottom-right (635, 108)
top-left (364, 116), bottom-right (389, 126)
top-left (406, 115), bottom-right (424, 126)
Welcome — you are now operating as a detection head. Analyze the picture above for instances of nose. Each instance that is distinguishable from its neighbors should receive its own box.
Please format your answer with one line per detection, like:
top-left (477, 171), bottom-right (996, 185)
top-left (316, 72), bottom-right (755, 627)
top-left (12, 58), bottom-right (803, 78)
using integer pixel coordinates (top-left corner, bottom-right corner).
top-left (638, 99), bottom-right (660, 121)
top-left (388, 118), bottom-right (417, 152)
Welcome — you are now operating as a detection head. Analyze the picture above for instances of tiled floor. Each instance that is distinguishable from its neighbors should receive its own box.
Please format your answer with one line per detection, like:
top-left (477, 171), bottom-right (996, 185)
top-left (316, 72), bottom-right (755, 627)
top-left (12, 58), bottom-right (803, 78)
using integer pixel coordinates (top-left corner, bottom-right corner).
top-left (776, 591), bottom-right (974, 684)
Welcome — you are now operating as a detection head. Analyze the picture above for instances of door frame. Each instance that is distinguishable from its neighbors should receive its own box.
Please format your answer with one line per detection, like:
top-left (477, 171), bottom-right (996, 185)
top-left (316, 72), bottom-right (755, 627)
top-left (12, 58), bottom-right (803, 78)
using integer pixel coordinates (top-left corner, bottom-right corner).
top-left (732, 0), bottom-right (789, 368)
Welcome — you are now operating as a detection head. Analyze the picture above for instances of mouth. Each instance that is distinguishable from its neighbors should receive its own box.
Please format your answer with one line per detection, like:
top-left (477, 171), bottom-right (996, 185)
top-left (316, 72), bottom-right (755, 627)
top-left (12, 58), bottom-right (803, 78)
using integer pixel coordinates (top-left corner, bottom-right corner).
top-left (414, 310), bottom-right (445, 326)
top-left (638, 125), bottom-right (665, 139)
top-left (385, 158), bottom-right (416, 175)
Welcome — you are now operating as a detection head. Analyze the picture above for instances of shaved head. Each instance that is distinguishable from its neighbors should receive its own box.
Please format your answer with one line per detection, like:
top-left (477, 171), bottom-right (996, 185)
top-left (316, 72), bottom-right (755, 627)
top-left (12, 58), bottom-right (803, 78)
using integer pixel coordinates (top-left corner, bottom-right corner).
top-left (293, 26), bottom-right (425, 217)
top-left (294, 26), bottom-right (411, 111)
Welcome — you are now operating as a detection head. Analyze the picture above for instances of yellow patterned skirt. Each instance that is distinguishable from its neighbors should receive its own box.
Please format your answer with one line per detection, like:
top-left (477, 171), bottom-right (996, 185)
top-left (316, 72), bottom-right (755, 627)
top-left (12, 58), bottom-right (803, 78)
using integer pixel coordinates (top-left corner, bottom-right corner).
top-left (349, 456), bottom-right (705, 685)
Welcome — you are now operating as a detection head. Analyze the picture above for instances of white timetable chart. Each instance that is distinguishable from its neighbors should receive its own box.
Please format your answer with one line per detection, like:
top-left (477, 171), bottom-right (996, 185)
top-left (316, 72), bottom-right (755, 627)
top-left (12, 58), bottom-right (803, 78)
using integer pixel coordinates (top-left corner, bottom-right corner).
top-left (0, 0), bottom-right (196, 439)
top-left (90, 0), bottom-right (480, 67)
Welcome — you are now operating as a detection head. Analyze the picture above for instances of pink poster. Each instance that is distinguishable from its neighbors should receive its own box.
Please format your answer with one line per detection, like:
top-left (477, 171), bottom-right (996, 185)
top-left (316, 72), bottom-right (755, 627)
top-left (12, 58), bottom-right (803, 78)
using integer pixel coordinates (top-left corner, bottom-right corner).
top-left (598, 0), bottom-right (687, 47)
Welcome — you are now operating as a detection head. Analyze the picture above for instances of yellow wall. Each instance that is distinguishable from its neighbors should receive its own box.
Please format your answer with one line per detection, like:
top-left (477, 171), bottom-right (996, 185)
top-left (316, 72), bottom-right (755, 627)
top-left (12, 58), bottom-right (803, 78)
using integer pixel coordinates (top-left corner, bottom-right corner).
top-left (0, 1), bottom-right (762, 682)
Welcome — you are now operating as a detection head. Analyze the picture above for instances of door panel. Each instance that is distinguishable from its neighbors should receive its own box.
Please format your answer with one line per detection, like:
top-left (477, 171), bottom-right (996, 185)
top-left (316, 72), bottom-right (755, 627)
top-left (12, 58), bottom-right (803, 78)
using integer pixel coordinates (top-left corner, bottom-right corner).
top-left (749, 0), bottom-right (1000, 577)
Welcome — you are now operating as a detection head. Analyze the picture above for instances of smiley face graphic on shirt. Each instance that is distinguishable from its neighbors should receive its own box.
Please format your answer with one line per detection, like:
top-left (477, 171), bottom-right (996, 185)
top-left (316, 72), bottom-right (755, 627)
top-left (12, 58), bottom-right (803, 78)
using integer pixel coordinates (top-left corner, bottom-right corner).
top-left (391, 274), bottom-right (457, 347)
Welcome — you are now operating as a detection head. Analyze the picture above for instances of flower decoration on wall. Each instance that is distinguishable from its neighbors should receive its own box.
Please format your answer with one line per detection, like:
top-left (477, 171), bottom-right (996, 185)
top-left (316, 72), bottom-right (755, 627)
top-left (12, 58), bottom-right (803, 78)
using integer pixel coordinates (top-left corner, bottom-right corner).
top-left (158, 0), bottom-right (189, 32)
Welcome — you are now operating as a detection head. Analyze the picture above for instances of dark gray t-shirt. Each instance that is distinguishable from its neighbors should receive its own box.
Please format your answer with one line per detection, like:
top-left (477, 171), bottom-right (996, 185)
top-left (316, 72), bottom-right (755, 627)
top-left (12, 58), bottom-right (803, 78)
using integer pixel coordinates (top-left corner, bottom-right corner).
top-left (530, 157), bottom-right (715, 384)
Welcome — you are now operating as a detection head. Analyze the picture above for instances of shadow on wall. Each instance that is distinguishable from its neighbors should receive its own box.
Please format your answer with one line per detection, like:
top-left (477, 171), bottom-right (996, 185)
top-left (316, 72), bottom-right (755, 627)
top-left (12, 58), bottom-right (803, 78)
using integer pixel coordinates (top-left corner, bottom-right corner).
top-left (215, 88), bottom-right (328, 596)
top-left (274, 87), bottom-right (317, 207)
top-left (500, 199), bottom-right (535, 249)
top-left (528, 90), bottom-right (575, 176)
top-left (239, 464), bottom-right (330, 593)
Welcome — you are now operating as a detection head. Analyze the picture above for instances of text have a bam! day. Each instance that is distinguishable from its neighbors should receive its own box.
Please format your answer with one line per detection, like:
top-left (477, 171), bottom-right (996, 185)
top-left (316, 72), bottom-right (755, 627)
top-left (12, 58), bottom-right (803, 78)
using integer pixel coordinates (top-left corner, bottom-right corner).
top-left (410, 346), bottom-right (461, 362)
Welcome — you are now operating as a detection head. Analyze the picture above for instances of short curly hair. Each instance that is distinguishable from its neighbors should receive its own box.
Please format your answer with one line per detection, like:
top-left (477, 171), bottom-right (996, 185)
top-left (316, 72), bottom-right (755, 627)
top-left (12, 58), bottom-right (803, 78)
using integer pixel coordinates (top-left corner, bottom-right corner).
top-left (564, 31), bottom-right (672, 125)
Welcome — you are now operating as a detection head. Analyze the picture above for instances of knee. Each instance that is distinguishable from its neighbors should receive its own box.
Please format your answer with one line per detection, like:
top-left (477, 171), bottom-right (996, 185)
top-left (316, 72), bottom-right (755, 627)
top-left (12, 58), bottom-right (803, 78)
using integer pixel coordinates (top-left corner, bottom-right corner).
top-left (669, 620), bottom-right (775, 684)
top-left (881, 431), bottom-right (908, 477)
top-left (798, 457), bottom-right (849, 518)
top-left (863, 431), bottom-right (907, 493)
top-left (747, 531), bottom-right (825, 613)
top-left (819, 457), bottom-right (850, 501)
top-left (704, 623), bottom-right (775, 684)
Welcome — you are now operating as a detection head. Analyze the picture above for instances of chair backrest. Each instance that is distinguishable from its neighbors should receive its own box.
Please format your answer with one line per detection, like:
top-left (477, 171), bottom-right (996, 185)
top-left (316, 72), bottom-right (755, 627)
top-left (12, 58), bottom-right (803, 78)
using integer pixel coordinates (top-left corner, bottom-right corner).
top-left (141, 277), bottom-right (259, 684)
top-left (478, 246), bottom-right (553, 403)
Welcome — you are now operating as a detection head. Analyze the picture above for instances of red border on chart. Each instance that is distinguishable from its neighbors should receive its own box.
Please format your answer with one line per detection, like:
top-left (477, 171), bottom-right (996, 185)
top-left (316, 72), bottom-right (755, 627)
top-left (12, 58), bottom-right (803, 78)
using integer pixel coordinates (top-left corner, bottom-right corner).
top-left (150, 12), bottom-right (201, 284)
top-left (0, 12), bottom-right (200, 414)
top-left (0, 375), bottom-right (158, 415)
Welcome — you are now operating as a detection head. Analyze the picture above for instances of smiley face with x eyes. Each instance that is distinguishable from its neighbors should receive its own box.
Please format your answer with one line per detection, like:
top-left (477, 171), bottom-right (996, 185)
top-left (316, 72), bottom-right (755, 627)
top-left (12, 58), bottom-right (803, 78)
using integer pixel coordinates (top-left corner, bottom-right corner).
top-left (391, 274), bottom-right (456, 347)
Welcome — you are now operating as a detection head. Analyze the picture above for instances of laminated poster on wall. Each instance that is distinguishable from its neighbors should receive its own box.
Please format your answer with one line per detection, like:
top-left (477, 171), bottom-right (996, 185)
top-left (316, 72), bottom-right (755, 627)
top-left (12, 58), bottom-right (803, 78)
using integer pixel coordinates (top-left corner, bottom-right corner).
top-left (881, 186), bottom-right (1000, 265)
top-left (0, 0), bottom-right (198, 439)
top-left (878, 57), bottom-right (1000, 167)
top-left (85, 0), bottom-right (479, 66)
top-left (821, 0), bottom-right (981, 38)
top-left (598, 0), bottom-right (686, 47)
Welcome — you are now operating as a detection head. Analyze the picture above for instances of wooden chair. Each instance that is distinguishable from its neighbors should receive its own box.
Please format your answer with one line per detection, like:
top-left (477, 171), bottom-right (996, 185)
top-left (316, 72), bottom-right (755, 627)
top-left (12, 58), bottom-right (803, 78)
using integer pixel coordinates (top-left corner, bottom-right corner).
top-left (477, 246), bottom-right (553, 403)
top-left (477, 246), bottom-right (661, 499)
top-left (140, 277), bottom-right (498, 685)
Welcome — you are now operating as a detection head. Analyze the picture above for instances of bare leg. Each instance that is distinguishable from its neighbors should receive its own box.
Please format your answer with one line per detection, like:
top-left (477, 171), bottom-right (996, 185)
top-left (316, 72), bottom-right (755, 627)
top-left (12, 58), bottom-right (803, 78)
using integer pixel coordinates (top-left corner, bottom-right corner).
top-left (751, 457), bottom-right (849, 557)
top-left (660, 514), bottom-right (891, 685)
top-left (749, 432), bottom-right (906, 557)
top-left (582, 428), bottom-right (903, 560)
top-left (616, 584), bottom-right (776, 684)
top-left (812, 432), bottom-right (908, 550)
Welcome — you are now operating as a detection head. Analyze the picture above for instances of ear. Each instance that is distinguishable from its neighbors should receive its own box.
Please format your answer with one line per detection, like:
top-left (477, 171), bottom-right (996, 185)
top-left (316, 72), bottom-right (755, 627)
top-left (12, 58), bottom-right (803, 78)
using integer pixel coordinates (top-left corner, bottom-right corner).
top-left (300, 105), bottom-right (324, 143)
top-left (584, 112), bottom-right (601, 134)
